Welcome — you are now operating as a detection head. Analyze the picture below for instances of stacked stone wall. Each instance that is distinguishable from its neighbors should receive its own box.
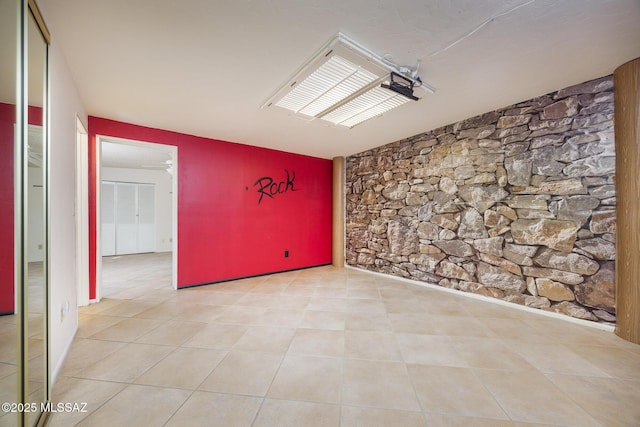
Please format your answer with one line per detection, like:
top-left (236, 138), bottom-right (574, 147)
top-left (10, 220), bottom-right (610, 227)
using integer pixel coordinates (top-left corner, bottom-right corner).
top-left (345, 75), bottom-right (616, 323)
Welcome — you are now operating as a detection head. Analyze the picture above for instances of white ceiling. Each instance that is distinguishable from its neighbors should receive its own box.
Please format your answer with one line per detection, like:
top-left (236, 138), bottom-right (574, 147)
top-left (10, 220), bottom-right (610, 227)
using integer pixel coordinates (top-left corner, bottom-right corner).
top-left (40, 0), bottom-right (640, 160)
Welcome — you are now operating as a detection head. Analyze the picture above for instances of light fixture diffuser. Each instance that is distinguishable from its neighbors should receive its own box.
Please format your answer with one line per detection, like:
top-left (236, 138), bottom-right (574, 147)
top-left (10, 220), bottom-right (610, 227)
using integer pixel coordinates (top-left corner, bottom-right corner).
top-left (263, 33), bottom-right (431, 128)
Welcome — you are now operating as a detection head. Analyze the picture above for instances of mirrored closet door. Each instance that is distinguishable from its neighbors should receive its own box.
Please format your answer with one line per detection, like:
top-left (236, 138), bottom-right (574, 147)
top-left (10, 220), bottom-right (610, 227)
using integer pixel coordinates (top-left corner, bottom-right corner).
top-left (1, 1), bottom-right (50, 426)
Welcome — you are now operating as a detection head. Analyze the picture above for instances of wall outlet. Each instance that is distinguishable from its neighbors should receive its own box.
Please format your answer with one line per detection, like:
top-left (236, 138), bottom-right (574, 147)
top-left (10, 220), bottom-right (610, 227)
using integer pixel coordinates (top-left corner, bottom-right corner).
top-left (38, 244), bottom-right (42, 250)
top-left (284, 250), bottom-right (289, 258)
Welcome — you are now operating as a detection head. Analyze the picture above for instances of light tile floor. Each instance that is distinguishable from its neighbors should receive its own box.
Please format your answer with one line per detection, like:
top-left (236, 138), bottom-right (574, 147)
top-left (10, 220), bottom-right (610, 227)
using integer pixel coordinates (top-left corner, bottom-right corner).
top-left (48, 253), bottom-right (640, 426)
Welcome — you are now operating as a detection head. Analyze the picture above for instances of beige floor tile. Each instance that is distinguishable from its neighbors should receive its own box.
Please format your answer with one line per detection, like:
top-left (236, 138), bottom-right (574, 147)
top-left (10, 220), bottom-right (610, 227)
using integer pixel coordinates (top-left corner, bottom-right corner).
top-left (429, 315), bottom-right (496, 337)
top-left (505, 340), bottom-right (611, 376)
top-left (199, 350), bottom-right (282, 396)
top-left (78, 298), bottom-right (125, 315)
top-left (344, 330), bottom-right (403, 361)
top-left (253, 399), bottom-right (340, 427)
top-left (341, 406), bottom-right (427, 427)
top-left (346, 288), bottom-right (381, 300)
top-left (313, 287), bottom-right (347, 298)
top-left (307, 297), bottom-right (348, 312)
top-left (52, 255), bottom-right (640, 427)
top-left (272, 295), bottom-right (311, 309)
top-left (395, 333), bottom-right (468, 367)
top-left (408, 364), bottom-right (508, 419)
top-left (288, 329), bottom-right (344, 357)
top-left (134, 347), bottom-right (227, 389)
top-left (165, 391), bottom-right (262, 427)
top-left (135, 320), bottom-right (207, 346)
top-left (422, 412), bottom-right (517, 426)
top-left (346, 298), bottom-right (387, 314)
top-left (75, 314), bottom-right (125, 338)
top-left (88, 317), bottom-right (164, 342)
top-left (95, 299), bottom-right (158, 317)
top-left (56, 338), bottom-right (127, 377)
top-left (574, 345), bottom-right (640, 380)
top-left (233, 326), bottom-right (295, 352)
top-left (475, 369), bottom-right (600, 426)
top-left (299, 310), bottom-right (346, 330)
top-left (235, 293), bottom-right (279, 307)
top-left (342, 359), bottom-right (421, 411)
top-left (345, 312), bottom-right (392, 332)
top-left (450, 337), bottom-right (536, 371)
top-left (254, 308), bottom-right (305, 327)
top-left (132, 301), bottom-right (185, 320)
top-left (48, 377), bottom-right (126, 427)
top-left (75, 342), bottom-right (174, 382)
top-left (177, 303), bottom-right (227, 322)
top-left (546, 373), bottom-right (640, 427)
top-left (76, 384), bottom-right (190, 427)
top-left (388, 313), bottom-right (442, 335)
top-left (182, 324), bottom-right (247, 349)
top-left (213, 305), bottom-right (268, 324)
top-left (268, 355), bottom-right (342, 403)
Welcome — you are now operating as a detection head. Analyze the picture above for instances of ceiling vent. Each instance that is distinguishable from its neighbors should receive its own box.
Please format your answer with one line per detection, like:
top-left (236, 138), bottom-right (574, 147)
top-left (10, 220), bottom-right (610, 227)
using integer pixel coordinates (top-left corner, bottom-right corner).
top-left (263, 33), bottom-right (434, 128)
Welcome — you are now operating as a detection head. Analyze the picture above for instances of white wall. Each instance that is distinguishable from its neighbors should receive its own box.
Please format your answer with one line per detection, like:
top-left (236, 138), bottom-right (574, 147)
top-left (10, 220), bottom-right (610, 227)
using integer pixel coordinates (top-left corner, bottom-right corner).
top-left (41, 1), bottom-right (88, 384)
top-left (101, 167), bottom-right (173, 253)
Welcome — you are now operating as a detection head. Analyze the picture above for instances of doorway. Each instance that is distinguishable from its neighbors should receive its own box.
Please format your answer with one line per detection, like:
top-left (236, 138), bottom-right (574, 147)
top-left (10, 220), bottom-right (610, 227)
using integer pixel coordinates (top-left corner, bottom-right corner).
top-left (95, 136), bottom-right (178, 300)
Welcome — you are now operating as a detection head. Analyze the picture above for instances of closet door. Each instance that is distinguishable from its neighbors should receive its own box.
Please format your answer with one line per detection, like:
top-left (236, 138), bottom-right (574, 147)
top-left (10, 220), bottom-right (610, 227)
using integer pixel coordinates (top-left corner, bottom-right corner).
top-left (100, 182), bottom-right (116, 256)
top-left (115, 182), bottom-right (138, 255)
top-left (137, 184), bottom-right (155, 253)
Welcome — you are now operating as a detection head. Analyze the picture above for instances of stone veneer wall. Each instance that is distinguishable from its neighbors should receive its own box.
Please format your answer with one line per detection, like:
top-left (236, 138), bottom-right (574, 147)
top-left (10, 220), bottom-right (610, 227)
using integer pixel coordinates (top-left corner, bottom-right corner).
top-left (345, 76), bottom-right (616, 323)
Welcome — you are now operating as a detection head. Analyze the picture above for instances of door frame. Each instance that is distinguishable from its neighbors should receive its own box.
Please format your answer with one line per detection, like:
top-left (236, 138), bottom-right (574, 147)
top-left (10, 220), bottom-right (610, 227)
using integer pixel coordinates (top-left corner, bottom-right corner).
top-left (75, 117), bottom-right (89, 305)
top-left (95, 135), bottom-right (178, 298)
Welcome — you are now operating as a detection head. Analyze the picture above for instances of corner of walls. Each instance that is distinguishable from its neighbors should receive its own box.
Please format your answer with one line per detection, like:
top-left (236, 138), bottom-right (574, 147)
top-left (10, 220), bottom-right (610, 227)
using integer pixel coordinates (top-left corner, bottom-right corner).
top-left (345, 75), bottom-right (616, 325)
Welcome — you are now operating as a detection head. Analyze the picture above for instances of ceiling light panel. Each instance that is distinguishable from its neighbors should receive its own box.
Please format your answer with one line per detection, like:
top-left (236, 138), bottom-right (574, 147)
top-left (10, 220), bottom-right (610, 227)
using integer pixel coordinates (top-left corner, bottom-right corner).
top-left (264, 33), bottom-right (418, 128)
top-left (323, 86), bottom-right (410, 127)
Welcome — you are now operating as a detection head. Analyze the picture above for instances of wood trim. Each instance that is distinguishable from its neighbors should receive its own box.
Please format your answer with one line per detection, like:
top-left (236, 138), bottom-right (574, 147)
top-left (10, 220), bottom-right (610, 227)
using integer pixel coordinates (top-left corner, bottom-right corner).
top-left (614, 57), bottom-right (640, 344)
top-left (332, 157), bottom-right (345, 267)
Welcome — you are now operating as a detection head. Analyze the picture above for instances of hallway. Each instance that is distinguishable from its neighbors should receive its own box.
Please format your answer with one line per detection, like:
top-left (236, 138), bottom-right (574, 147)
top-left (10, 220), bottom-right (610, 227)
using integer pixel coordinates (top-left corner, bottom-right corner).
top-left (48, 253), bottom-right (640, 426)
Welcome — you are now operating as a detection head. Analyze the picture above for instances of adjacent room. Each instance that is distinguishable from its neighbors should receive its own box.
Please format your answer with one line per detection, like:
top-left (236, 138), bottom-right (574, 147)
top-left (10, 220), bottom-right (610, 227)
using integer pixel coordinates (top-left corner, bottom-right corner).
top-left (2, 0), bottom-right (640, 426)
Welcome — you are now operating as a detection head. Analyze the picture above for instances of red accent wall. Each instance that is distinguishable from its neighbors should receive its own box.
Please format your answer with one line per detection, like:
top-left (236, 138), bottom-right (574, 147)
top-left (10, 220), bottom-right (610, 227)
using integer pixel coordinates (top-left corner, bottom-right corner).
top-left (0, 103), bottom-right (15, 314)
top-left (88, 117), bottom-right (332, 295)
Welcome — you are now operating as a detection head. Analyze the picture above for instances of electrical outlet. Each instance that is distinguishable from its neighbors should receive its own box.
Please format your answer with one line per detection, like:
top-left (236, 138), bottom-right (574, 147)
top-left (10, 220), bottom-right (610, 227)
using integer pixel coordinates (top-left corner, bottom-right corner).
top-left (284, 250), bottom-right (289, 258)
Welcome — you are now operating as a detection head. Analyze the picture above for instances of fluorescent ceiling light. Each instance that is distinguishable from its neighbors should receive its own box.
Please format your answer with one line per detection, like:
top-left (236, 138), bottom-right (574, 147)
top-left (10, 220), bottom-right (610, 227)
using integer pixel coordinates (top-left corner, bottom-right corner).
top-left (263, 33), bottom-right (432, 128)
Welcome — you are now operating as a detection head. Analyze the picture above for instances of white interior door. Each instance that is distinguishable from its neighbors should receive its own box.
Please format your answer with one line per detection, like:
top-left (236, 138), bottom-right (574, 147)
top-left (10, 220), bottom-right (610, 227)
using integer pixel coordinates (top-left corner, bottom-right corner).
top-left (137, 184), bottom-right (155, 253)
top-left (101, 181), bottom-right (156, 256)
top-left (115, 182), bottom-right (138, 255)
top-left (101, 181), bottom-right (116, 256)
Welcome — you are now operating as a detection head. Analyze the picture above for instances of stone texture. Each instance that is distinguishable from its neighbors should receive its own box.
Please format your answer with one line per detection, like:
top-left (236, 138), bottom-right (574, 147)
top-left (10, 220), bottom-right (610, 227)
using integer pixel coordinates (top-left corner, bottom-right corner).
top-left (535, 278), bottom-right (575, 302)
top-left (476, 262), bottom-right (526, 293)
top-left (511, 219), bottom-right (578, 252)
top-left (387, 220), bottom-right (419, 255)
top-left (345, 75), bottom-right (614, 324)
top-left (522, 267), bottom-right (584, 285)
top-left (575, 237), bottom-right (616, 260)
top-left (458, 208), bottom-right (488, 238)
top-left (382, 183), bottom-right (410, 200)
top-left (435, 260), bottom-right (474, 281)
top-left (590, 210), bottom-right (616, 234)
top-left (541, 96), bottom-right (579, 120)
top-left (478, 252), bottom-right (522, 276)
top-left (546, 302), bottom-right (598, 321)
top-left (574, 262), bottom-right (615, 313)
top-left (472, 237), bottom-right (504, 257)
top-left (533, 247), bottom-right (600, 275)
top-left (458, 185), bottom-right (508, 213)
top-left (433, 240), bottom-right (475, 258)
